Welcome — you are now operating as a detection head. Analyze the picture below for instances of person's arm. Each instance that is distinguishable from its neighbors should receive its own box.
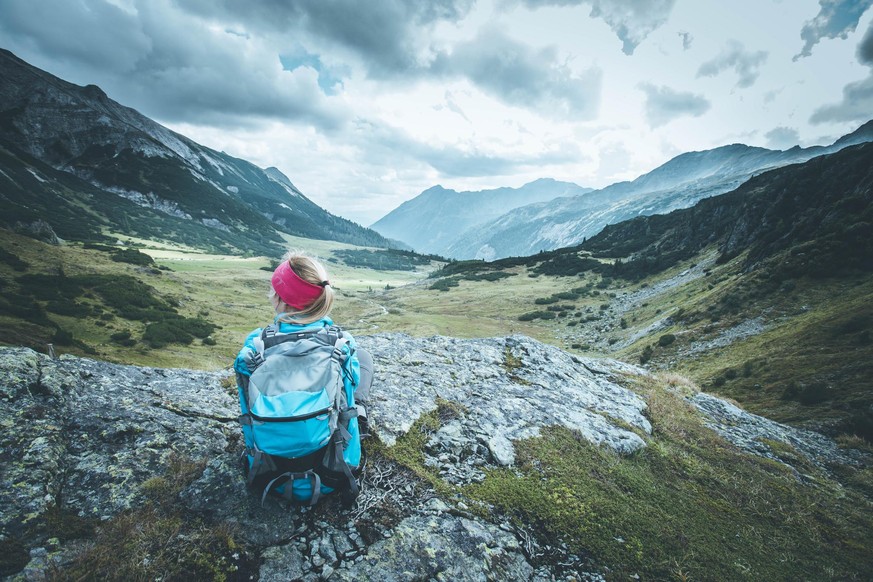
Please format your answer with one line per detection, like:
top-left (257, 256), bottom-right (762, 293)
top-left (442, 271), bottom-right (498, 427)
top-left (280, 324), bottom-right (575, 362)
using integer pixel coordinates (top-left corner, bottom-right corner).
top-left (234, 328), bottom-right (263, 378)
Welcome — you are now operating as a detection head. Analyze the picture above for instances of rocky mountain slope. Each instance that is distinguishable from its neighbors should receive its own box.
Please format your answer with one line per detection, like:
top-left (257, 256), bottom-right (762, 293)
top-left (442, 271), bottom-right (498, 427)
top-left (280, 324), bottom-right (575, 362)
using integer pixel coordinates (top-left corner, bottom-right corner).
top-left (371, 179), bottom-right (592, 256)
top-left (583, 141), bottom-right (873, 279)
top-left (444, 120), bottom-right (873, 260)
top-left (2, 336), bottom-right (870, 580)
top-left (0, 49), bottom-right (394, 255)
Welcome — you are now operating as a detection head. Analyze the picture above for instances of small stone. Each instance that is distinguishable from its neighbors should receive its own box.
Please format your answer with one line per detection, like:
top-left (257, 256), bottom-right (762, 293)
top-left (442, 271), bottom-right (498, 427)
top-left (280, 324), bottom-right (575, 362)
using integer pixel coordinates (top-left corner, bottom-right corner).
top-left (331, 531), bottom-right (354, 557)
top-left (319, 531), bottom-right (337, 564)
top-left (424, 498), bottom-right (450, 513)
top-left (259, 544), bottom-right (306, 581)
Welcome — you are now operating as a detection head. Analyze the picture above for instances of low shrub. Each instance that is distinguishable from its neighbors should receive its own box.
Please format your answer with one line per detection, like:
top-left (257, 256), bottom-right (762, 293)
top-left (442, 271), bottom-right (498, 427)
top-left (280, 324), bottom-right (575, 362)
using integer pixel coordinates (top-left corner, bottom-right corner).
top-left (0, 248), bottom-right (28, 271)
top-left (46, 301), bottom-right (92, 317)
top-left (639, 345), bottom-right (654, 365)
top-left (429, 278), bottom-right (460, 292)
top-left (52, 327), bottom-right (75, 346)
top-left (534, 296), bottom-right (560, 305)
top-left (111, 248), bottom-right (155, 266)
top-left (658, 334), bottom-right (676, 347)
top-left (518, 311), bottom-right (556, 322)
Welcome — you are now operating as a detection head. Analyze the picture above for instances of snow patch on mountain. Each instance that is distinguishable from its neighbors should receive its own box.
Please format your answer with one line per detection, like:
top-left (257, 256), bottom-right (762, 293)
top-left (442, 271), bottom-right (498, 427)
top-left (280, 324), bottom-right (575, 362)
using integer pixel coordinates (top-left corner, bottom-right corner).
top-left (133, 142), bottom-right (172, 160)
top-left (200, 152), bottom-right (226, 175)
top-left (276, 182), bottom-right (301, 198)
top-left (26, 168), bottom-right (46, 183)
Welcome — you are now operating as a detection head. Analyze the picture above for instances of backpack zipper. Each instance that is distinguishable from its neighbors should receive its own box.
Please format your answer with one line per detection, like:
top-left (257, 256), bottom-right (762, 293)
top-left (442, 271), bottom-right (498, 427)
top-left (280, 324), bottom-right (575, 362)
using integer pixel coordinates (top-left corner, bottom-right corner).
top-left (250, 406), bottom-right (333, 423)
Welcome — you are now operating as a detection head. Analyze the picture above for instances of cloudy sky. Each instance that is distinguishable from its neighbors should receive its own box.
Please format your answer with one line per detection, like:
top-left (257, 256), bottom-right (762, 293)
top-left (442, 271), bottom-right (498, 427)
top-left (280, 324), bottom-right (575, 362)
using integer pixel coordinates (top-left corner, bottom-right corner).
top-left (2, 0), bottom-right (873, 226)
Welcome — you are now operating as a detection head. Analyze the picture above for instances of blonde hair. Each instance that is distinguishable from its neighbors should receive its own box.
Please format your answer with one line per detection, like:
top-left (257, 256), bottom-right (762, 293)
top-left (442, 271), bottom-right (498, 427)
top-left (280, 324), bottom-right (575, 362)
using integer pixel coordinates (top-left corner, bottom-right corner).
top-left (269, 250), bottom-right (335, 324)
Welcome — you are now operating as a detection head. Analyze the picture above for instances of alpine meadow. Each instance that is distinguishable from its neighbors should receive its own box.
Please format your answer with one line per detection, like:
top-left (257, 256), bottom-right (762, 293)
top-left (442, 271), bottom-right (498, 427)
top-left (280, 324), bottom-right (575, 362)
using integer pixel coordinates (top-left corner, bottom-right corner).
top-left (1, 2), bottom-right (873, 581)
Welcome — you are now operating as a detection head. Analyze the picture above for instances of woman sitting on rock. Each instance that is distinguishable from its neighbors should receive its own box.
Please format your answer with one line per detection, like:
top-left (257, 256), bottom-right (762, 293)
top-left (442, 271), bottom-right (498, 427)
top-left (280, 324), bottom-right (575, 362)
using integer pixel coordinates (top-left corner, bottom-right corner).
top-left (234, 250), bottom-right (372, 505)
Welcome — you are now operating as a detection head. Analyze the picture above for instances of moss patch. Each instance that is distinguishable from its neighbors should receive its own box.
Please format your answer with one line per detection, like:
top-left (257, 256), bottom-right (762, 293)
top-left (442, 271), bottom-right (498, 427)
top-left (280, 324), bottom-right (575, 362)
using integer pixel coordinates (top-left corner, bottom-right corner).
top-left (57, 455), bottom-right (254, 581)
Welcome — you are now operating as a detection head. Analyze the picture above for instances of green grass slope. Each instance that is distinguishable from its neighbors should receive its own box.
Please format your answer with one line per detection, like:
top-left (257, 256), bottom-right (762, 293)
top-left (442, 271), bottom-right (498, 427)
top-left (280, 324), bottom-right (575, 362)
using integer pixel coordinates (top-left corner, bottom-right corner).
top-left (0, 229), bottom-right (437, 369)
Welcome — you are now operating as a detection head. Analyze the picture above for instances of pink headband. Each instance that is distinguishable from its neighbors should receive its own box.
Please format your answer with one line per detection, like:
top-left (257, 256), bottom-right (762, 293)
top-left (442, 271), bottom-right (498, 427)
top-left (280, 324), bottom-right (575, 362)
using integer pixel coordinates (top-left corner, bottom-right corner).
top-left (271, 261), bottom-right (328, 310)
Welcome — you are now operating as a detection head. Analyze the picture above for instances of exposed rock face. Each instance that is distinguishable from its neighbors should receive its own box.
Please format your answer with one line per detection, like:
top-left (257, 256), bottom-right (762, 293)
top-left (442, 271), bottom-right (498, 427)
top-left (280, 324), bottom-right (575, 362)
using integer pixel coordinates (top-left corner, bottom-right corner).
top-left (13, 219), bottom-right (60, 245)
top-left (691, 393), bottom-right (864, 470)
top-left (0, 334), bottom-right (855, 580)
top-left (366, 334), bottom-right (651, 485)
top-left (0, 346), bottom-right (233, 536)
top-left (331, 510), bottom-right (535, 581)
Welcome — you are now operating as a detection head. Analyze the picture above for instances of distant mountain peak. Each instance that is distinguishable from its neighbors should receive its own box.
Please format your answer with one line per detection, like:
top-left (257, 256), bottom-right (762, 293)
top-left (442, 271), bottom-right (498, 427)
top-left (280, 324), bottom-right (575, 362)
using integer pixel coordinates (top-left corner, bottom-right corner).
top-left (372, 178), bottom-right (591, 255)
top-left (82, 84), bottom-right (108, 100)
top-left (834, 119), bottom-right (873, 147)
top-left (422, 184), bottom-right (452, 194)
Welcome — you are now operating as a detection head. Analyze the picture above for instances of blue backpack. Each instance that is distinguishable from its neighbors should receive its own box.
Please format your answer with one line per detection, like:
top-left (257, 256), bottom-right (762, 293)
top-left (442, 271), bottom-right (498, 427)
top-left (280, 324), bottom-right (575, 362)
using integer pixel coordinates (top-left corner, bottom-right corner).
top-left (236, 324), bottom-right (362, 506)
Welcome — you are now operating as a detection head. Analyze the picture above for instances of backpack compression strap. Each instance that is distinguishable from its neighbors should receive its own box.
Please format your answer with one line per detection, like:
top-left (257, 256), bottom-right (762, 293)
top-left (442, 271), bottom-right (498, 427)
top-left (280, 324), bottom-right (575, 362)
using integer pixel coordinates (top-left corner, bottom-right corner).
top-left (261, 471), bottom-right (322, 507)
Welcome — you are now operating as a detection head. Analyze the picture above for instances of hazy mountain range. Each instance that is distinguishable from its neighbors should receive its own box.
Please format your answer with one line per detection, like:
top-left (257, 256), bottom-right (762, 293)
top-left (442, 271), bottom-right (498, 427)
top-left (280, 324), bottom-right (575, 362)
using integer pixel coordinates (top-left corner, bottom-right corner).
top-left (371, 179), bottom-right (592, 256)
top-left (374, 120), bottom-right (873, 260)
top-left (0, 49), bottom-right (395, 256)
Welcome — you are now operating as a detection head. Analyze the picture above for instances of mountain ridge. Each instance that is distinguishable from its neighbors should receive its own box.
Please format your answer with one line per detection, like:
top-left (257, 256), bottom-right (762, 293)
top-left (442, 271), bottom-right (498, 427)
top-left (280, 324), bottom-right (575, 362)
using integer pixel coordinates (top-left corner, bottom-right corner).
top-left (371, 178), bottom-right (592, 255)
top-left (0, 49), bottom-right (394, 254)
top-left (442, 120), bottom-right (873, 260)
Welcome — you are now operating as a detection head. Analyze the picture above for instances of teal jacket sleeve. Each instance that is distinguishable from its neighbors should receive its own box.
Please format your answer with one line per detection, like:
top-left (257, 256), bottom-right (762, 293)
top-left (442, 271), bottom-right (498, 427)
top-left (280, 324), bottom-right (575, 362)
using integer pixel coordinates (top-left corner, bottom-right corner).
top-left (234, 327), bottom-right (263, 378)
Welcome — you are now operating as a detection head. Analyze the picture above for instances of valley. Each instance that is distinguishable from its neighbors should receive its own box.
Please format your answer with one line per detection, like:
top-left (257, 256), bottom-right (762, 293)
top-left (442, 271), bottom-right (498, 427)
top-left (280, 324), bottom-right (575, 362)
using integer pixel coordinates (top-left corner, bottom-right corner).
top-left (3, 218), bottom-right (870, 446)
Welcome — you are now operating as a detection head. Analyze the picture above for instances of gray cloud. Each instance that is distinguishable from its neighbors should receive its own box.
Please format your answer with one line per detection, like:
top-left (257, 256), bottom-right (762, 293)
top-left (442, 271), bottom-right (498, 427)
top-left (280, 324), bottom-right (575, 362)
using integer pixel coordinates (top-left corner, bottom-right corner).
top-left (810, 21), bottom-right (873, 123)
top-left (639, 83), bottom-right (710, 127)
top-left (431, 27), bottom-right (602, 119)
top-left (0, 0), bottom-right (350, 130)
top-left (794, 0), bottom-right (873, 60)
top-left (810, 75), bottom-right (873, 123)
top-left (697, 41), bottom-right (768, 88)
top-left (510, 0), bottom-right (676, 55)
top-left (764, 126), bottom-right (800, 149)
top-left (0, 0), bottom-right (151, 74)
top-left (860, 19), bottom-right (873, 64)
top-left (357, 118), bottom-right (582, 177)
top-left (178, 0), bottom-right (475, 77)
